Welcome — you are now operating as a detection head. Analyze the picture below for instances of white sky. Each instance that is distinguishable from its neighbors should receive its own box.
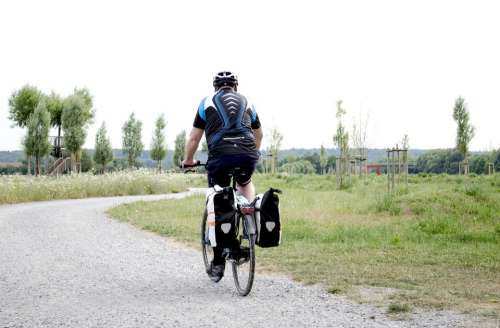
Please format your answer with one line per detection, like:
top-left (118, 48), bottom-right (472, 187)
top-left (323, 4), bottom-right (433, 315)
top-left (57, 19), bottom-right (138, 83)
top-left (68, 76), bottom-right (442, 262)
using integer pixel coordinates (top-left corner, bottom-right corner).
top-left (0, 0), bottom-right (499, 152)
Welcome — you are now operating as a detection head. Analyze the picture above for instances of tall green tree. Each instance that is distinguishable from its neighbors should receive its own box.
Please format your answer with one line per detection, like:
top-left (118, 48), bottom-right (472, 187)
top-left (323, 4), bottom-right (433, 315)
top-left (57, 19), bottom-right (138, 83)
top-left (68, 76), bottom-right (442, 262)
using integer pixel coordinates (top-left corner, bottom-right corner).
top-left (267, 127), bottom-right (284, 174)
top-left (24, 100), bottom-right (51, 176)
top-left (22, 135), bottom-right (34, 175)
top-left (453, 97), bottom-right (475, 174)
top-left (73, 87), bottom-right (93, 109)
top-left (492, 149), bottom-right (500, 172)
top-left (122, 113), bottom-right (144, 168)
top-left (80, 149), bottom-right (94, 173)
top-left (333, 100), bottom-right (350, 188)
top-left (46, 92), bottom-right (65, 155)
top-left (8, 85), bottom-right (43, 128)
top-left (319, 145), bottom-right (328, 175)
top-left (333, 100), bottom-right (349, 158)
top-left (9, 85), bottom-right (44, 174)
top-left (94, 122), bottom-right (113, 173)
top-left (150, 114), bottom-right (167, 172)
top-left (62, 90), bottom-right (95, 173)
top-left (173, 130), bottom-right (186, 168)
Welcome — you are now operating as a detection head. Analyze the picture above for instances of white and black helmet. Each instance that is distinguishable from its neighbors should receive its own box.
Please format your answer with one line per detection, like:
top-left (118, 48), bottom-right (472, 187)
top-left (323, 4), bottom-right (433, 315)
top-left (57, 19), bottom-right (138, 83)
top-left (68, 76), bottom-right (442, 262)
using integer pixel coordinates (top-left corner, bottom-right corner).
top-left (213, 71), bottom-right (238, 88)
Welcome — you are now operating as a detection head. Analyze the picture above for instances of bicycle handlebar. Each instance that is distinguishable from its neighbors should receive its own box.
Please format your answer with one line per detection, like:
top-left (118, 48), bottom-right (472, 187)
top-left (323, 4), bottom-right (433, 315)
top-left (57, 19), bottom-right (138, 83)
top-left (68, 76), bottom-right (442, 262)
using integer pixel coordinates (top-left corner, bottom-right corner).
top-left (180, 160), bottom-right (207, 173)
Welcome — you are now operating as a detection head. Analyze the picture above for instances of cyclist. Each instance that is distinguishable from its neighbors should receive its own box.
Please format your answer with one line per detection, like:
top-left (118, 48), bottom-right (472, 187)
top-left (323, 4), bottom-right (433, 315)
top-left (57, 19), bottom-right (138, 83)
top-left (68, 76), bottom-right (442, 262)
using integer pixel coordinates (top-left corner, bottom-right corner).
top-left (182, 71), bottom-right (263, 281)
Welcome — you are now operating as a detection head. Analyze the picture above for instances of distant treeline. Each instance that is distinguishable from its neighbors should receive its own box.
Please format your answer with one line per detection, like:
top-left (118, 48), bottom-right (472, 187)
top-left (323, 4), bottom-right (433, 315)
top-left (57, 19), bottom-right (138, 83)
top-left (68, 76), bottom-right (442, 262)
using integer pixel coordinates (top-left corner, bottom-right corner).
top-left (415, 149), bottom-right (499, 175)
top-left (265, 148), bottom-right (499, 175)
top-left (0, 148), bottom-right (426, 164)
top-left (2, 148), bottom-right (498, 175)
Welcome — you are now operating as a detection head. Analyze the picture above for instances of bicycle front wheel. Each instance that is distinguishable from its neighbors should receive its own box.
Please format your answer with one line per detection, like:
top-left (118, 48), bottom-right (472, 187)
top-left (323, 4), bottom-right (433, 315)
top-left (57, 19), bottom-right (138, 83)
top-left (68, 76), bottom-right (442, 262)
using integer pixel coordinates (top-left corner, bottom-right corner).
top-left (232, 230), bottom-right (256, 296)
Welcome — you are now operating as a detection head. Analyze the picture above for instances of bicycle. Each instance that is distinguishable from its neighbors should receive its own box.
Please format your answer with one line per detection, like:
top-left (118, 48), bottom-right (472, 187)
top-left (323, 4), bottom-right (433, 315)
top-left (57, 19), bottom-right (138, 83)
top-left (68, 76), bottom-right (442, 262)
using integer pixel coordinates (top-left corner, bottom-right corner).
top-left (182, 161), bottom-right (257, 296)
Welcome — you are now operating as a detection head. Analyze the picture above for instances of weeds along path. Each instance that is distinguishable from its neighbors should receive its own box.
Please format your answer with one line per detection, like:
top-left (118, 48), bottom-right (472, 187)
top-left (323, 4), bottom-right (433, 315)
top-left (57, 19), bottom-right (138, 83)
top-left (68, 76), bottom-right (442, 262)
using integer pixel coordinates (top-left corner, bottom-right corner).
top-left (0, 191), bottom-right (493, 328)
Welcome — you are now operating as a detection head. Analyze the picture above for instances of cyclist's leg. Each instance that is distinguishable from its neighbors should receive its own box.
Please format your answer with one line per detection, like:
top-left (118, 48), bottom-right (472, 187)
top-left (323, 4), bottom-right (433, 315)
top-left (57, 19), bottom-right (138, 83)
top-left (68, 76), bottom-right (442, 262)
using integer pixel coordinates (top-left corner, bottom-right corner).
top-left (234, 156), bottom-right (258, 202)
top-left (206, 157), bottom-right (231, 266)
top-left (236, 180), bottom-right (256, 202)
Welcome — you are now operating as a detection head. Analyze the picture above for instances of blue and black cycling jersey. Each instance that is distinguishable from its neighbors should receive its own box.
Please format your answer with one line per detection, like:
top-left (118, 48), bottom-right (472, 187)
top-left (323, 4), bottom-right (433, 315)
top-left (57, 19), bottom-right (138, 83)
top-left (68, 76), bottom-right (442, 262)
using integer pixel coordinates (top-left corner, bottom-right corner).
top-left (193, 88), bottom-right (261, 160)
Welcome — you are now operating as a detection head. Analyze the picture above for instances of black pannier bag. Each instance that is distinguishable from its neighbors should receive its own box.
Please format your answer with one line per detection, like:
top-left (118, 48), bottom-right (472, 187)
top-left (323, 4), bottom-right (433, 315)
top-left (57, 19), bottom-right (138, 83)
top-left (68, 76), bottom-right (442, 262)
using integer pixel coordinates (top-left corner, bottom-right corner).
top-left (255, 188), bottom-right (282, 248)
top-left (206, 187), bottom-right (238, 248)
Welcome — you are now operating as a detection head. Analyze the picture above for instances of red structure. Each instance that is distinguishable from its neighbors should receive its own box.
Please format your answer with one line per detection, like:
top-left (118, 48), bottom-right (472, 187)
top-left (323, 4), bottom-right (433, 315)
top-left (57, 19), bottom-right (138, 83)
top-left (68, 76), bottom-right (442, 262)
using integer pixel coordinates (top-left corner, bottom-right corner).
top-left (367, 163), bottom-right (383, 175)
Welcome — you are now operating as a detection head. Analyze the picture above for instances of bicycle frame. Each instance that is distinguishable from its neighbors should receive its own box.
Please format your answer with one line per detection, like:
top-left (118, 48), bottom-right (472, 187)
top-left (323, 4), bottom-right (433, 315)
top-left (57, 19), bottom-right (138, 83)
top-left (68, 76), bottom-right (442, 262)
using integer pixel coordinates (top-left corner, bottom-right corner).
top-left (239, 208), bottom-right (256, 236)
top-left (186, 161), bottom-right (257, 295)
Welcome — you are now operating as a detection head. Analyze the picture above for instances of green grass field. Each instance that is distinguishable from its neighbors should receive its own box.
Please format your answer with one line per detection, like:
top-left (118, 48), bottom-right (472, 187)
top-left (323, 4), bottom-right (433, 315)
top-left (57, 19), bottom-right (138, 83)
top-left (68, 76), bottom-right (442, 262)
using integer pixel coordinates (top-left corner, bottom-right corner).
top-left (109, 173), bottom-right (500, 317)
top-left (0, 170), bottom-right (205, 204)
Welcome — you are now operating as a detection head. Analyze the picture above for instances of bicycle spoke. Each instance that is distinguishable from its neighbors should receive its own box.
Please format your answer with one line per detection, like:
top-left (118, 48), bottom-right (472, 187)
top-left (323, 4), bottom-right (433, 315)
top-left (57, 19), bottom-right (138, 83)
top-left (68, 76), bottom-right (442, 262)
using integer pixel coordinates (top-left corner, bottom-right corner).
top-left (232, 224), bottom-right (255, 296)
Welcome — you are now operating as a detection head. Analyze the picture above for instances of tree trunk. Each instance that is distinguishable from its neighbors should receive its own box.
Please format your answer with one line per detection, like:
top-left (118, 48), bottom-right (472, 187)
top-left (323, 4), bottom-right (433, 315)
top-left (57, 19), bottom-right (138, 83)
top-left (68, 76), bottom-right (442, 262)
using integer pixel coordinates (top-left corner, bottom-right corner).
top-left (27, 156), bottom-right (31, 176)
top-left (77, 151), bottom-right (81, 174)
top-left (71, 153), bottom-right (76, 173)
top-left (35, 155), bottom-right (40, 176)
top-left (464, 156), bottom-right (469, 175)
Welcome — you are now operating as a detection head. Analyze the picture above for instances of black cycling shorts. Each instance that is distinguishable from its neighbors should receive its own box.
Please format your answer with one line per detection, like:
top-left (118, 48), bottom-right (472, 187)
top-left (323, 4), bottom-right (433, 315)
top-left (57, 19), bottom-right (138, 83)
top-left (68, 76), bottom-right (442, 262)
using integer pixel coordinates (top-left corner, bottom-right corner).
top-left (206, 154), bottom-right (258, 187)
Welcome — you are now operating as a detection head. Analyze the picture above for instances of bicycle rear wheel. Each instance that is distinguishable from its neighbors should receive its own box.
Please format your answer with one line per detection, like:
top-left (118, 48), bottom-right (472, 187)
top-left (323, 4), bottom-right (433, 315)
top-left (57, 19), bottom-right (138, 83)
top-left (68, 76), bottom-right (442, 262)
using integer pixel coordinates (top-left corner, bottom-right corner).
top-left (201, 209), bottom-right (213, 277)
top-left (232, 218), bottom-right (256, 296)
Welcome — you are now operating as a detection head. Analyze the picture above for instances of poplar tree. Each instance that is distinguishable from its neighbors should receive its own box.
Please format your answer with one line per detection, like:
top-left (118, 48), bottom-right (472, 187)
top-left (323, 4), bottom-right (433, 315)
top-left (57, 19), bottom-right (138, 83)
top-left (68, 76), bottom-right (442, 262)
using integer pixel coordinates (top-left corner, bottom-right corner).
top-left (9, 85), bottom-right (44, 173)
top-left (94, 122), bottom-right (113, 173)
top-left (122, 113), bottom-right (144, 168)
top-left (150, 114), bottom-right (167, 172)
top-left (173, 130), bottom-right (186, 168)
top-left (267, 127), bottom-right (283, 174)
top-left (319, 145), bottom-right (328, 175)
top-left (333, 100), bottom-right (349, 158)
top-left (8, 85), bottom-right (43, 128)
top-left (62, 89), bottom-right (94, 173)
top-left (24, 100), bottom-right (51, 176)
top-left (333, 100), bottom-right (349, 188)
top-left (46, 92), bottom-right (64, 156)
top-left (453, 97), bottom-right (474, 174)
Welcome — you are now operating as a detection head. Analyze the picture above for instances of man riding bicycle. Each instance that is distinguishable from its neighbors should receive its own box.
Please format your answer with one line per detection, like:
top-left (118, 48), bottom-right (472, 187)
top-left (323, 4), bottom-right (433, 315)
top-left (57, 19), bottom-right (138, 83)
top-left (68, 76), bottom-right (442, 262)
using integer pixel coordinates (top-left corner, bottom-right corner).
top-left (182, 71), bottom-right (263, 281)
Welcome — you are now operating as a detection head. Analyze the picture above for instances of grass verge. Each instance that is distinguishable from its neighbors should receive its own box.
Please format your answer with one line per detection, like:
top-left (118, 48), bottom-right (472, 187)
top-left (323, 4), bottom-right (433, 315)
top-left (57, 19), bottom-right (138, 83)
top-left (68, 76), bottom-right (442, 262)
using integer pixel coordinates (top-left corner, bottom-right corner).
top-left (0, 170), bottom-right (205, 204)
top-left (108, 173), bottom-right (500, 318)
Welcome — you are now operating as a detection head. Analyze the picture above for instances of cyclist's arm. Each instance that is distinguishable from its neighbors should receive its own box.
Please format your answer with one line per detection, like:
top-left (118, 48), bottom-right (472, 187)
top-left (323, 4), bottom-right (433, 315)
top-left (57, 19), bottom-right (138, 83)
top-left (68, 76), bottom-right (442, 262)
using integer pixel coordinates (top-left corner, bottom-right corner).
top-left (247, 102), bottom-right (263, 151)
top-left (184, 127), bottom-right (204, 165)
top-left (253, 127), bottom-right (263, 150)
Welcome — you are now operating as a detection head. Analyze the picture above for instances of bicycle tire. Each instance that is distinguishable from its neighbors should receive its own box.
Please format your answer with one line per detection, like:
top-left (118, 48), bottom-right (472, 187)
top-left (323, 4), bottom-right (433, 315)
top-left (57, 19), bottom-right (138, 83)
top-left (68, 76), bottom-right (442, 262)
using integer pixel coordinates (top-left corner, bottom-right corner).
top-left (232, 217), bottom-right (256, 296)
top-left (201, 209), bottom-right (213, 277)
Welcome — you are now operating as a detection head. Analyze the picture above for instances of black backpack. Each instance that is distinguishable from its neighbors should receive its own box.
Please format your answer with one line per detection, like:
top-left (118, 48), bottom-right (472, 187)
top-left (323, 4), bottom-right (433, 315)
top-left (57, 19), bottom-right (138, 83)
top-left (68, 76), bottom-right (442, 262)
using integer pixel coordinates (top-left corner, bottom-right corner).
top-left (255, 188), bottom-right (282, 248)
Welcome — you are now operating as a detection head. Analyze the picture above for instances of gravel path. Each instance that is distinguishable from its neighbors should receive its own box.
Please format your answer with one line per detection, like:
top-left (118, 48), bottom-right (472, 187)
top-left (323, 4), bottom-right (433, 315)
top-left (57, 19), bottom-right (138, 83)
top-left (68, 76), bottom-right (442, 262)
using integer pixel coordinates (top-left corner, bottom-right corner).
top-left (0, 191), bottom-right (497, 328)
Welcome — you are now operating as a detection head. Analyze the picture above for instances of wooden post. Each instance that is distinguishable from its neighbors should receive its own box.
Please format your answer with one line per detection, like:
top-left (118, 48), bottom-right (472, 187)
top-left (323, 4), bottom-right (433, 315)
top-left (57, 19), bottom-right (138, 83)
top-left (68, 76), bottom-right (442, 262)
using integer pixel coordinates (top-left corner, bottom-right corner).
top-left (336, 157), bottom-right (340, 190)
top-left (487, 163), bottom-right (495, 175)
top-left (404, 150), bottom-right (408, 186)
top-left (391, 150), bottom-right (395, 192)
top-left (387, 150), bottom-right (390, 193)
top-left (397, 147), bottom-right (401, 184)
